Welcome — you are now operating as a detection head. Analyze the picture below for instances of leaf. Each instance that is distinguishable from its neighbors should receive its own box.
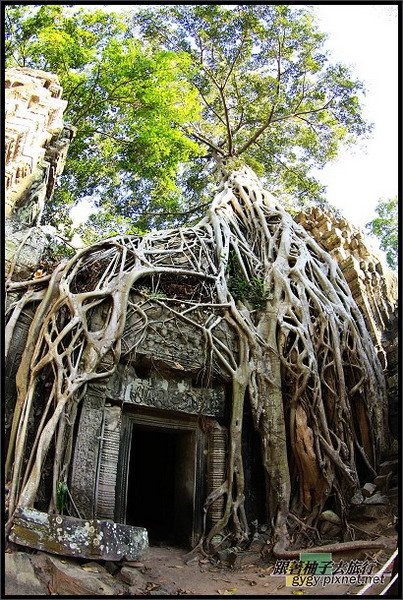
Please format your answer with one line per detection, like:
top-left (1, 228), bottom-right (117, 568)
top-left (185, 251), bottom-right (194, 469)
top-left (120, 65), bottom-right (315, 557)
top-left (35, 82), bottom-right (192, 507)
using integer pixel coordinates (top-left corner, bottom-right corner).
top-left (217, 588), bottom-right (237, 595)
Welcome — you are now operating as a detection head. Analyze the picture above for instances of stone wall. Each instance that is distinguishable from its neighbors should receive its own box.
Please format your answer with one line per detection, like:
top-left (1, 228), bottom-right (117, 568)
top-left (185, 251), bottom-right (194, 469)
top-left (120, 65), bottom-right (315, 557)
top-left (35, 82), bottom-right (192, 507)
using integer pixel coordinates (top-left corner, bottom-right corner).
top-left (295, 206), bottom-right (398, 450)
top-left (5, 67), bottom-right (75, 224)
top-left (107, 364), bottom-right (226, 418)
top-left (295, 206), bottom-right (397, 368)
top-left (5, 67), bottom-right (75, 281)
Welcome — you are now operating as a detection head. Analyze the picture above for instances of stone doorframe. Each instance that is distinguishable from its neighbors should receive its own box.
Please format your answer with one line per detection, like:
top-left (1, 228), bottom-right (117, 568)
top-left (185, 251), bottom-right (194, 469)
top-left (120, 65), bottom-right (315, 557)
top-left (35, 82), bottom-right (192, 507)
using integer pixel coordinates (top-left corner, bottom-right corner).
top-left (115, 407), bottom-right (207, 548)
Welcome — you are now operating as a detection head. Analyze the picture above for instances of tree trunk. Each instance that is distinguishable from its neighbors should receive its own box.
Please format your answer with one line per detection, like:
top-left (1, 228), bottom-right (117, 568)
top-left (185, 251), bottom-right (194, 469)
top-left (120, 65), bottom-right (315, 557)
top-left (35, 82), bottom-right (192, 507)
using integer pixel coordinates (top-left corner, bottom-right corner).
top-left (5, 164), bottom-right (387, 552)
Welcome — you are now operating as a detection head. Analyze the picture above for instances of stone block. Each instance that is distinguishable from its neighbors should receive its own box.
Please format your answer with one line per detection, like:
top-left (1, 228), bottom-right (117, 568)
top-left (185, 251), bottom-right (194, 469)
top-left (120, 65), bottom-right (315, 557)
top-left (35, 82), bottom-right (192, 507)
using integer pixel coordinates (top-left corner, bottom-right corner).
top-left (361, 482), bottom-right (377, 498)
top-left (320, 510), bottom-right (342, 524)
top-left (363, 492), bottom-right (388, 505)
top-left (5, 551), bottom-right (48, 596)
top-left (120, 565), bottom-right (147, 586)
top-left (34, 552), bottom-right (125, 595)
top-left (9, 507), bottom-right (148, 561)
top-left (228, 550), bottom-right (262, 567)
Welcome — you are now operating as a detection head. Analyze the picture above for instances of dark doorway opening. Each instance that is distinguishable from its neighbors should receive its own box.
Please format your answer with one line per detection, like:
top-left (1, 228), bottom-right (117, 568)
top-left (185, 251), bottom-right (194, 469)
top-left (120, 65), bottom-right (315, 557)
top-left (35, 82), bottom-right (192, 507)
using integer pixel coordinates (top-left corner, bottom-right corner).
top-left (242, 402), bottom-right (266, 524)
top-left (125, 426), bottom-right (197, 547)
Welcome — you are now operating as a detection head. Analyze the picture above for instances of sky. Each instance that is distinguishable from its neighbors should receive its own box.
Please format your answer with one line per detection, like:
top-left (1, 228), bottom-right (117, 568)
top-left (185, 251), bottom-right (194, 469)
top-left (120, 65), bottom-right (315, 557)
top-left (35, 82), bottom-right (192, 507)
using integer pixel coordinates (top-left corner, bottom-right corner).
top-left (309, 4), bottom-right (398, 231)
top-left (71, 3), bottom-right (399, 243)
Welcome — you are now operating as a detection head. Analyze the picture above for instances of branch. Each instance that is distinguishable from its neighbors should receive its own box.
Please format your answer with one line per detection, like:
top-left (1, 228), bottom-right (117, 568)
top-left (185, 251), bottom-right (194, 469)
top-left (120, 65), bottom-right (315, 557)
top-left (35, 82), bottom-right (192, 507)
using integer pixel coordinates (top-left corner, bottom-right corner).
top-left (184, 126), bottom-right (226, 156)
top-left (75, 128), bottom-right (132, 144)
top-left (222, 33), bottom-right (247, 91)
top-left (139, 201), bottom-right (212, 220)
top-left (237, 36), bottom-right (283, 156)
top-left (238, 97), bottom-right (335, 156)
top-left (193, 82), bottom-right (227, 127)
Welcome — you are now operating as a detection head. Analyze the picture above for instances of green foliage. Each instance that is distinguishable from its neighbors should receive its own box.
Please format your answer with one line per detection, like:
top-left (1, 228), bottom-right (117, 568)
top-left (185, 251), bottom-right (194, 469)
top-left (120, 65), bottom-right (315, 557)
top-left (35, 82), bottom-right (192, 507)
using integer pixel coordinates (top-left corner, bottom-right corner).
top-left (76, 211), bottom-right (145, 246)
top-left (45, 237), bottom-right (76, 263)
top-left (228, 250), bottom-right (271, 309)
top-left (366, 197), bottom-right (398, 270)
top-left (6, 5), bottom-right (372, 239)
top-left (56, 481), bottom-right (68, 513)
top-left (6, 5), bottom-right (203, 235)
top-left (136, 5), bottom-right (371, 205)
top-left (229, 274), bottom-right (271, 310)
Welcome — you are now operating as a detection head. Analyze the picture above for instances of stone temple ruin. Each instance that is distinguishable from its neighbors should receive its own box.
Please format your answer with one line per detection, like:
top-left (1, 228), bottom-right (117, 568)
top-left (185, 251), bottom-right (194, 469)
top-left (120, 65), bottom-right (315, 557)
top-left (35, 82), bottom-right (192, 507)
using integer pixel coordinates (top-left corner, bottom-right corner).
top-left (5, 68), bottom-right (398, 562)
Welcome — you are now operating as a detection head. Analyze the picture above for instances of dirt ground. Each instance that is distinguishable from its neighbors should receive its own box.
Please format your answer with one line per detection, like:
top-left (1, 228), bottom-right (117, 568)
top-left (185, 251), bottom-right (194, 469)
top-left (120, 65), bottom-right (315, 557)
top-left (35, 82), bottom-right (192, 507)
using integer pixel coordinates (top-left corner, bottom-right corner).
top-left (132, 537), bottom-right (397, 596)
top-left (130, 486), bottom-right (398, 596)
top-left (4, 486), bottom-right (398, 596)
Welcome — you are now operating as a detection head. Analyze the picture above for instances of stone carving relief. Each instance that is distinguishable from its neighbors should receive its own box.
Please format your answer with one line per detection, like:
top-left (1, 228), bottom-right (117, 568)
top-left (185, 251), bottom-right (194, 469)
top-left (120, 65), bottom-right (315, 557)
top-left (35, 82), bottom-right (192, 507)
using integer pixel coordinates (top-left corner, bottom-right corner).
top-left (107, 364), bottom-right (226, 418)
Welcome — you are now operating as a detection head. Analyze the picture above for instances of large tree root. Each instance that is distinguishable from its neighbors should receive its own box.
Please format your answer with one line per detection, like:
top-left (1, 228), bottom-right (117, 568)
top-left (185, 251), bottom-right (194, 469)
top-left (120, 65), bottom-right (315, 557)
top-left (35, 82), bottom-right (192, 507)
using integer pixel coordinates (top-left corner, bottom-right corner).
top-left (5, 165), bottom-right (388, 552)
top-left (273, 538), bottom-right (387, 558)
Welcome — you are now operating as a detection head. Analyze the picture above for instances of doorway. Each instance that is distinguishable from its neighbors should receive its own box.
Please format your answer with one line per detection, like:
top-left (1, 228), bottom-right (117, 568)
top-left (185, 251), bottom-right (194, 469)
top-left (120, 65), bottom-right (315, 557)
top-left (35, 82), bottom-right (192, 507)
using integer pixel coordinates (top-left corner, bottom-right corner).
top-left (117, 410), bottom-right (205, 548)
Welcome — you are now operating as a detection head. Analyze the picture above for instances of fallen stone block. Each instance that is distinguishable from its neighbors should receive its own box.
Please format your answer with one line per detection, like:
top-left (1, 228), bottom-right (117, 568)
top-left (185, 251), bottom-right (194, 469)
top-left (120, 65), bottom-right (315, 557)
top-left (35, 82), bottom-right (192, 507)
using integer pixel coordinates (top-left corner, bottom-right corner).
top-left (363, 493), bottom-right (389, 505)
top-left (362, 482), bottom-right (377, 498)
top-left (226, 549), bottom-right (262, 568)
top-left (320, 509), bottom-right (342, 524)
top-left (9, 507), bottom-right (148, 561)
top-left (120, 565), bottom-right (147, 587)
top-left (5, 551), bottom-right (48, 596)
top-left (349, 504), bottom-right (383, 521)
top-left (247, 534), bottom-right (267, 552)
top-left (33, 552), bottom-right (126, 595)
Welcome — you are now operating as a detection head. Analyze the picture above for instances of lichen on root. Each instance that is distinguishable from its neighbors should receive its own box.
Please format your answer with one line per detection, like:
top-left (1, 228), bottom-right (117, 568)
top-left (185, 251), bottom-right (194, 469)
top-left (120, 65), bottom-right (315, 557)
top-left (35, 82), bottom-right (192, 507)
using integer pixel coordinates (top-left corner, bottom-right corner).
top-left (5, 165), bottom-right (387, 553)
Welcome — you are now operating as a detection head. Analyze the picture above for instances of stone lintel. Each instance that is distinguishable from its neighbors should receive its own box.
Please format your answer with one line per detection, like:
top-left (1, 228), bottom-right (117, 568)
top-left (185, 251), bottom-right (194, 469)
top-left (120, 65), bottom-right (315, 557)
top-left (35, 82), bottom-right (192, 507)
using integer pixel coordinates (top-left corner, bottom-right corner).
top-left (10, 507), bottom-right (148, 561)
top-left (107, 367), bottom-right (226, 417)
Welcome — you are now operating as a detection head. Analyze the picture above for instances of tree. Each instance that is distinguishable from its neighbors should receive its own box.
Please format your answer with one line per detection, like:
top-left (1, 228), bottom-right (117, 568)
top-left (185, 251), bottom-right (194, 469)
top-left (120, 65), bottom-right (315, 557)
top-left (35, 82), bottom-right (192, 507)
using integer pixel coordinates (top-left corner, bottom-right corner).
top-left (134, 5), bottom-right (371, 205)
top-left (5, 4), bottom-right (371, 237)
top-left (5, 4), bottom-right (203, 236)
top-left (366, 197), bottom-right (398, 270)
top-left (6, 5), bottom-right (387, 557)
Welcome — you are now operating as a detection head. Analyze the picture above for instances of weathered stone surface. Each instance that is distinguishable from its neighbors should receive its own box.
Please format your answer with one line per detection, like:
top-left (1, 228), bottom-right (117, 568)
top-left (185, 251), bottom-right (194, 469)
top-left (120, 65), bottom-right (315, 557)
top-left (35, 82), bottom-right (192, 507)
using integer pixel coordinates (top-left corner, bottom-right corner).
top-left (120, 565), bottom-right (147, 586)
top-left (5, 67), bottom-right (75, 224)
top-left (107, 363), bottom-right (226, 417)
top-left (9, 507), bottom-right (148, 561)
top-left (69, 381), bottom-right (107, 519)
top-left (4, 551), bottom-right (49, 596)
top-left (363, 493), bottom-right (389, 505)
top-left (247, 535), bottom-right (267, 552)
top-left (4, 220), bottom-right (52, 282)
top-left (95, 404), bottom-right (122, 520)
top-left (319, 509), bottom-right (342, 524)
top-left (349, 504), bottom-right (383, 521)
top-left (319, 521), bottom-right (342, 537)
top-left (122, 295), bottom-right (239, 375)
top-left (33, 552), bottom-right (126, 595)
top-left (294, 206), bottom-right (397, 367)
top-left (362, 482), bottom-right (377, 498)
top-left (228, 550), bottom-right (262, 567)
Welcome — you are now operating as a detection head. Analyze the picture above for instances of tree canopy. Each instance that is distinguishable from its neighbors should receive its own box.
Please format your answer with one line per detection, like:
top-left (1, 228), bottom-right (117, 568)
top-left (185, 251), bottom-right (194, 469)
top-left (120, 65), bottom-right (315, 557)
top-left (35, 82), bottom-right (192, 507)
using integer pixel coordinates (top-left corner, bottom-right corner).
top-left (5, 4), bottom-right (202, 237)
top-left (5, 4), bottom-right (371, 240)
top-left (366, 197), bottom-right (398, 270)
